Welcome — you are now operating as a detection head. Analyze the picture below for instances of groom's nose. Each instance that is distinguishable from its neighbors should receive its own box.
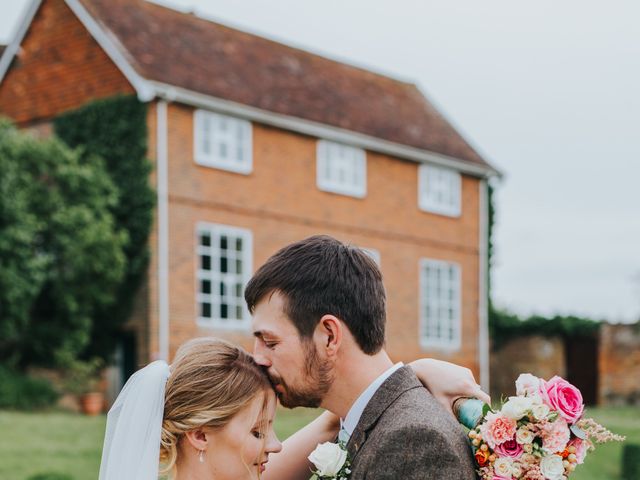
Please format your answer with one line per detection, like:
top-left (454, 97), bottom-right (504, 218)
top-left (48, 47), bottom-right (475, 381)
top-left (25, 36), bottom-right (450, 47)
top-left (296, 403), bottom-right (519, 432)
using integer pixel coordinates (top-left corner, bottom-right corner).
top-left (253, 340), bottom-right (272, 367)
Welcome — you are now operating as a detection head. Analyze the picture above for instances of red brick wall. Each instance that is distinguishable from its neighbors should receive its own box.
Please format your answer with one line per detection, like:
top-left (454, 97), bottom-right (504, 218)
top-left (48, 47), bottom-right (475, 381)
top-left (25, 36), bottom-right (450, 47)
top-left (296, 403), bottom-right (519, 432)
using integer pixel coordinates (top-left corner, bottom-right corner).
top-left (599, 323), bottom-right (640, 405)
top-left (151, 102), bottom-right (482, 374)
top-left (0, 0), bottom-right (134, 124)
top-left (490, 336), bottom-right (566, 400)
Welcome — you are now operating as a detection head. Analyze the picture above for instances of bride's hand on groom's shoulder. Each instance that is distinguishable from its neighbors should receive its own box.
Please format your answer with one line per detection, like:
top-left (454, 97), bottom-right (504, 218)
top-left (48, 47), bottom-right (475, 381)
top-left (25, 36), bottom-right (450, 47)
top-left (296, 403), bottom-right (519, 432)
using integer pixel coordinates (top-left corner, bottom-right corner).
top-left (409, 358), bottom-right (491, 414)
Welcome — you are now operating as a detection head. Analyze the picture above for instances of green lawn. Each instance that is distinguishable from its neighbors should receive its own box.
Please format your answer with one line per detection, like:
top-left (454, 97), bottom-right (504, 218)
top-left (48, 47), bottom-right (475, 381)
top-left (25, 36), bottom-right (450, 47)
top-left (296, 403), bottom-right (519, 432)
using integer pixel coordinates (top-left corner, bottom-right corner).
top-left (0, 406), bottom-right (635, 480)
top-left (571, 407), bottom-right (640, 480)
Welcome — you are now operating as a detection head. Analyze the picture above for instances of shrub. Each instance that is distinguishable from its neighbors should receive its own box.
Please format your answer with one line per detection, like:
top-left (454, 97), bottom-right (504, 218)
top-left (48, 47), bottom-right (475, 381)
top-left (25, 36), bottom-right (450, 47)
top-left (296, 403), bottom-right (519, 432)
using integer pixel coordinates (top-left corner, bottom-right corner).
top-left (622, 443), bottom-right (640, 480)
top-left (0, 367), bottom-right (58, 410)
top-left (26, 473), bottom-right (73, 480)
top-left (0, 118), bottom-right (127, 369)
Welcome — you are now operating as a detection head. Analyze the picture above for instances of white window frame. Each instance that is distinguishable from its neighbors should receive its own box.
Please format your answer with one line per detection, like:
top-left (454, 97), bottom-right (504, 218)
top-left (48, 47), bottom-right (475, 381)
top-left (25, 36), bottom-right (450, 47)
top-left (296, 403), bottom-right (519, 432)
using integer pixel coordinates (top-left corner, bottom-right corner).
top-left (194, 109), bottom-right (253, 174)
top-left (419, 258), bottom-right (461, 350)
top-left (418, 164), bottom-right (461, 217)
top-left (196, 222), bottom-right (253, 330)
top-left (316, 140), bottom-right (367, 198)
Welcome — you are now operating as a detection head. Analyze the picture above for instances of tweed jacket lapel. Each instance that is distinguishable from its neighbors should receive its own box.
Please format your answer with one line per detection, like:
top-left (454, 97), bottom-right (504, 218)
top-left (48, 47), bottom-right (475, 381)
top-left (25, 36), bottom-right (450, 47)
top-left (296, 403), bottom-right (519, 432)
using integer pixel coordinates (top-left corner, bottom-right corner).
top-left (345, 366), bottom-right (422, 462)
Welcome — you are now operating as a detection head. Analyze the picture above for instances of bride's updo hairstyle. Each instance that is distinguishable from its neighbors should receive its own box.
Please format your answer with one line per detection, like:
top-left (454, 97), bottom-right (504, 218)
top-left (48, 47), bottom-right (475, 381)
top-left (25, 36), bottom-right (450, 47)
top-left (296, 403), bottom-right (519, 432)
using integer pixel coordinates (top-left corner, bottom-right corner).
top-left (159, 337), bottom-right (272, 473)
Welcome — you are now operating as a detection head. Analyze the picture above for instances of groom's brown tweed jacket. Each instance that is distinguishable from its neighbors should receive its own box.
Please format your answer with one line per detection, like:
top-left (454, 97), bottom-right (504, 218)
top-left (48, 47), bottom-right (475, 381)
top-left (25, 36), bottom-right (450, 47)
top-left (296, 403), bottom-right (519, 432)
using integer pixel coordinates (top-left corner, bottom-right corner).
top-left (346, 366), bottom-right (477, 479)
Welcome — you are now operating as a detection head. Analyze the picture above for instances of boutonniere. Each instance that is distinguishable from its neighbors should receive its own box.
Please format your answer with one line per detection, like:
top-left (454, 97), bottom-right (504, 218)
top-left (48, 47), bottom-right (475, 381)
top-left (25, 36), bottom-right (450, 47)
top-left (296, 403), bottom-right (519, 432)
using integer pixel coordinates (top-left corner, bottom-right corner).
top-left (308, 440), bottom-right (351, 480)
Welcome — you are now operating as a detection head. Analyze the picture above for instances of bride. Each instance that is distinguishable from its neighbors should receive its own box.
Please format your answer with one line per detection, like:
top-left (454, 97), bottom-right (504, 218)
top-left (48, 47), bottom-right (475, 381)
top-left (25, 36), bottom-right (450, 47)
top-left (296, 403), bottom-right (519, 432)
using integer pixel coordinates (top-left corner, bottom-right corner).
top-left (99, 337), bottom-right (487, 480)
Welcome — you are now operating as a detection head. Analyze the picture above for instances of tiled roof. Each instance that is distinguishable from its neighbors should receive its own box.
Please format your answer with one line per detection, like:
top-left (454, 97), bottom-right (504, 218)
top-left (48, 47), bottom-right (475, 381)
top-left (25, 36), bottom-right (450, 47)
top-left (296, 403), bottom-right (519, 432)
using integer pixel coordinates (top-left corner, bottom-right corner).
top-left (80, 0), bottom-right (488, 166)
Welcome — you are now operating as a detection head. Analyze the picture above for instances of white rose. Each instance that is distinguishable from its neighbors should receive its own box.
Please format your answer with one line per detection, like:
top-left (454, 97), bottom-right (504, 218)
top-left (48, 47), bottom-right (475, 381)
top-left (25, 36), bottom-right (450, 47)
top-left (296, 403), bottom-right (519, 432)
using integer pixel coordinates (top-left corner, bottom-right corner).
top-left (531, 403), bottom-right (550, 421)
top-left (540, 454), bottom-right (565, 480)
top-left (511, 462), bottom-right (523, 478)
top-left (515, 373), bottom-right (543, 397)
top-left (502, 396), bottom-right (533, 420)
top-left (308, 442), bottom-right (347, 477)
top-left (494, 457), bottom-right (513, 477)
top-left (516, 427), bottom-right (534, 444)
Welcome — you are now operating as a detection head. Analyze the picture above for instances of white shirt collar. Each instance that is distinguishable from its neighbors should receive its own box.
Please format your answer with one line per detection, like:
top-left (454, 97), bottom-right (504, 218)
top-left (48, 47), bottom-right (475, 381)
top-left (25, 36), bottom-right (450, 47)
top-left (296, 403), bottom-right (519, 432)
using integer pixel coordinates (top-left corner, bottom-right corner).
top-left (341, 362), bottom-right (404, 436)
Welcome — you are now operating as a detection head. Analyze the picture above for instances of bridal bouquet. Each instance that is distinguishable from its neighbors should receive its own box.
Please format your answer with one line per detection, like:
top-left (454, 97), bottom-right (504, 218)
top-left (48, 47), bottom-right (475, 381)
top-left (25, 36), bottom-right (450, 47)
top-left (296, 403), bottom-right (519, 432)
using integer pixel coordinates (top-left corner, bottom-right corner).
top-left (469, 374), bottom-right (624, 480)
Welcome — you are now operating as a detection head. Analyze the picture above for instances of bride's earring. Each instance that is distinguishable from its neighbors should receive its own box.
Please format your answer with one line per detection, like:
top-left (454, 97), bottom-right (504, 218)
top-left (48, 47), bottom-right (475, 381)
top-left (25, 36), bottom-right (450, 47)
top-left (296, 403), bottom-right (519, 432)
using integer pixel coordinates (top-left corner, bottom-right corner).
top-left (199, 449), bottom-right (205, 463)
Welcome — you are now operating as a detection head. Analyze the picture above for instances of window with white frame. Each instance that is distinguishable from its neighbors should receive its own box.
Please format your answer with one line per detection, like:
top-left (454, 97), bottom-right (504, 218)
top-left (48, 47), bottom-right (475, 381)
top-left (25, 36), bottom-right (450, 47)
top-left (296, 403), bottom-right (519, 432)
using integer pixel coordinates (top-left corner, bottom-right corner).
top-left (194, 110), bottom-right (252, 174)
top-left (316, 140), bottom-right (366, 198)
top-left (418, 164), bottom-right (461, 216)
top-left (196, 223), bottom-right (252, 329)
top-left (419, 259), bottom-right (461, 349)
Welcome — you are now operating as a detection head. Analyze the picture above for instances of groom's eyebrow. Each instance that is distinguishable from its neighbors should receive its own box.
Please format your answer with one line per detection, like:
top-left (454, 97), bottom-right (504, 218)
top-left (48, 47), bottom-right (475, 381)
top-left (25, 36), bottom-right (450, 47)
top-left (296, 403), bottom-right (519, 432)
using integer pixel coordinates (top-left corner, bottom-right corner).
top-left (253, 329), bottom-right (277, 339)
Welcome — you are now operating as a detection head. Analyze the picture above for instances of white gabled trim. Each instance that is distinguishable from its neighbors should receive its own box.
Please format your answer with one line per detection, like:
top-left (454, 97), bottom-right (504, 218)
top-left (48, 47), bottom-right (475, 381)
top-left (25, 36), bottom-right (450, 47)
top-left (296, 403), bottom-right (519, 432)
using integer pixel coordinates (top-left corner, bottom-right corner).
top-left (149, 81), bottom-right (501, 179)
top-left (64, 0), bottom-right (155, 101)
top-left (157, 100), bottom-right (170, 361)
top-left (0, 0), bottom-right (42, 85)
top-left (478, 179), bottom-right (490, 392)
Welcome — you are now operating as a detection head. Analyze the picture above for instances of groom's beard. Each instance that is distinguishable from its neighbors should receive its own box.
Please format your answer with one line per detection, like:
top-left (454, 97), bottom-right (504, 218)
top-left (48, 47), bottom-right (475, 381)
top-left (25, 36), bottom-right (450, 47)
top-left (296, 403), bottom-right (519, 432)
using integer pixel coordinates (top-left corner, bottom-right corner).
top-left (269, 341), bottom-right (334, 409)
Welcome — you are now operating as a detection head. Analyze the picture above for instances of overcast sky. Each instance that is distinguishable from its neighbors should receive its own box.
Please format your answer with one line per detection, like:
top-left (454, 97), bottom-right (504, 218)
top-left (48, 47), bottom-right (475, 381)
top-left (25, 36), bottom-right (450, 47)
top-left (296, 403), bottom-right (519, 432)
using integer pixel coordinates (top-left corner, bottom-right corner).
top-left (2, 0), bottom-right (638, 322)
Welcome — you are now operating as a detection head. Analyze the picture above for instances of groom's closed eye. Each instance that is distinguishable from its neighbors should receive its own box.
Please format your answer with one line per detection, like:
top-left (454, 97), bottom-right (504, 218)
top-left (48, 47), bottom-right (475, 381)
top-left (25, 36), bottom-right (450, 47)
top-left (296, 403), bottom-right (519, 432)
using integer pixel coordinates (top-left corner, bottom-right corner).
top-left (254, 331), bottom-right (279, 350)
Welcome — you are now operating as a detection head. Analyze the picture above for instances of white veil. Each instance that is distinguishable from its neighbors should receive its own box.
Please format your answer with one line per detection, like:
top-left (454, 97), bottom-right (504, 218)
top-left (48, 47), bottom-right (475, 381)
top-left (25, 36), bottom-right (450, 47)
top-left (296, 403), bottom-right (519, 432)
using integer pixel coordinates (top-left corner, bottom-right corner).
top-left (99, 360), bottom-right (171, 480)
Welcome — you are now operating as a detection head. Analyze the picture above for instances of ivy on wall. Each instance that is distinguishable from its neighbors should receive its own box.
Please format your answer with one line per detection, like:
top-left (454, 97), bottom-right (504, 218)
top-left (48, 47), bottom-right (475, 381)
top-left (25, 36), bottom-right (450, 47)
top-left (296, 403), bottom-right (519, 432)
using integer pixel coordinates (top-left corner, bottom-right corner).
top-left (54, 95), bottom-right (155, 359)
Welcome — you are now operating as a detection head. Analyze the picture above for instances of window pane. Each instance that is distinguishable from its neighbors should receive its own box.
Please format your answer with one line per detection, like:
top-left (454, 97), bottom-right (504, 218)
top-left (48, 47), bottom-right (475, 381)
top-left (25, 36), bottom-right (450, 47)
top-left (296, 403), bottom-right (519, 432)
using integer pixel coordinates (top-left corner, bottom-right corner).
top-left (201, 255), bottom-right (211, 270)
top-left (201, 279), bottom-right (211, 294)
top-left (200, 233), bottom-right (211, 247)
top-left (201, 302), bottom-right (211, 318)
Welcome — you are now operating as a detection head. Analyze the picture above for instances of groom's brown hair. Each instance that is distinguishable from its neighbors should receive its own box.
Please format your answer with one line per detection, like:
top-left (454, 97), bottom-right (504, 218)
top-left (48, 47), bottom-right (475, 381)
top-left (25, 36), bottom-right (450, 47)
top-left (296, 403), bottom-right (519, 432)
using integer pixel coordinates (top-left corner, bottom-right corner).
top-left (245, 235), bottom-right (386, 354)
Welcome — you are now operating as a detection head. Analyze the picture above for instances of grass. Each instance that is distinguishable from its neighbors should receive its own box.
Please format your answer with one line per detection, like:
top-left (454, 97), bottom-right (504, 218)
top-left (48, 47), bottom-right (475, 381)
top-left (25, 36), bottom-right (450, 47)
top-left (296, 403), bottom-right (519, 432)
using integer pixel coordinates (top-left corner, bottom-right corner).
top-left (571, 406), bottom-right (640, 480)
top-left (0, 407), bottom-right (320, 480)
top-left (0, 406), bottom-right (635, 480)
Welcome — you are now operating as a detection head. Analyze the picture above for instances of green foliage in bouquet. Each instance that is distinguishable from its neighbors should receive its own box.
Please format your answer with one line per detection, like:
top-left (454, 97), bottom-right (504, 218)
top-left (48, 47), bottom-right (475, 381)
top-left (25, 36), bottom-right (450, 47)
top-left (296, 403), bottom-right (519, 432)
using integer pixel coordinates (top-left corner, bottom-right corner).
top-left (54, 95), bottom-right (155, 361)
top-left (0, 119), bottom-right (127, 369)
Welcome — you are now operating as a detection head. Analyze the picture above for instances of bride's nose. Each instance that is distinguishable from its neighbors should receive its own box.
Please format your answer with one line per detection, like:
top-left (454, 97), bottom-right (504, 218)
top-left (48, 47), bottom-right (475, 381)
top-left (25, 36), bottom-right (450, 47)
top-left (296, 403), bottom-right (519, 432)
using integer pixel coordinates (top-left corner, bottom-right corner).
top-left (266, 432), bottom-right (283, 454)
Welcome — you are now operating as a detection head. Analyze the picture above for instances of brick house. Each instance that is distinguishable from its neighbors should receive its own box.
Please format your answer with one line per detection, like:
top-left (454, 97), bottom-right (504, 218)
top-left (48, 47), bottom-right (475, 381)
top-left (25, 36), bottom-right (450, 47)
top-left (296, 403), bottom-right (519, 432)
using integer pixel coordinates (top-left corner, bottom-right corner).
top-left (0, 0), bottom-right (498, 389)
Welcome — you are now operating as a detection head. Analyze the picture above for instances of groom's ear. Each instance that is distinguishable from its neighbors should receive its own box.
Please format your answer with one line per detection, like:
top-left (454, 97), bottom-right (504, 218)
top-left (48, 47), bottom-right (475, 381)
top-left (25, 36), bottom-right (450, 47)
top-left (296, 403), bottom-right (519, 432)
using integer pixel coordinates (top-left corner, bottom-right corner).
top-left (315, 314), bottom-right (342, 357)
top-left (184, 428), bottom-right (209, 451)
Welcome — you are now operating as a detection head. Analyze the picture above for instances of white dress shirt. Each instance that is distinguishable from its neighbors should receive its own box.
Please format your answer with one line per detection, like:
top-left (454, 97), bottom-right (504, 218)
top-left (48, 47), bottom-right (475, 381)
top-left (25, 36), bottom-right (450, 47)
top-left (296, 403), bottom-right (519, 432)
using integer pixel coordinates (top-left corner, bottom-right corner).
top-left (340, 362), bottom-right (404, 439)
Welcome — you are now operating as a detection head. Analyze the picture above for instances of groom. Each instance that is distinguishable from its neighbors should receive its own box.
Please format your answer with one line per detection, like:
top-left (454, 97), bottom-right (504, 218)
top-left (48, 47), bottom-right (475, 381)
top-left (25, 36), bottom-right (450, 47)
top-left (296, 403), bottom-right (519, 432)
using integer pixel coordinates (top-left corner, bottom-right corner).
top-left (246, 235), bottom-right (477, 479)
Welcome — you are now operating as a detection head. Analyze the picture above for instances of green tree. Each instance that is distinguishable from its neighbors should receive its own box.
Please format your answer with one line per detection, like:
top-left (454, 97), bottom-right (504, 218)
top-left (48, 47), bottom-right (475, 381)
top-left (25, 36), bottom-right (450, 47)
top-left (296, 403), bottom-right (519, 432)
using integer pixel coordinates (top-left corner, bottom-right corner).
top-left (0, 119), bottom-right (127, 368)
top-left (54, 95), bottom-right (154, 360)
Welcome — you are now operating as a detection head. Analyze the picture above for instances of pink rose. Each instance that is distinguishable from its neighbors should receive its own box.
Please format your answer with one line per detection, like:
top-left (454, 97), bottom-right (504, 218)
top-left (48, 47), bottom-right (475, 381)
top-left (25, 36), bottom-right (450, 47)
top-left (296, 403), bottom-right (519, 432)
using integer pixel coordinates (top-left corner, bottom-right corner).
top-left (493, 476), bottom-right (513, 480)
top-left (540, 376), bottom-right (584, 424)
top-left (480, 412), bottom-right (518, 449)
top-left (494, 437), bottom-right (524, 458)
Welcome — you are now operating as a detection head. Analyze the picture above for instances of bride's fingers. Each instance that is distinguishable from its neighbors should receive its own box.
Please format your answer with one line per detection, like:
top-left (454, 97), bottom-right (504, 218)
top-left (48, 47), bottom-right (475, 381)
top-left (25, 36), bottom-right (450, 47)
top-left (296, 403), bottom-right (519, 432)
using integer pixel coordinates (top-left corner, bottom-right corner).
top-left (473, 386), bottom-right (491, 406)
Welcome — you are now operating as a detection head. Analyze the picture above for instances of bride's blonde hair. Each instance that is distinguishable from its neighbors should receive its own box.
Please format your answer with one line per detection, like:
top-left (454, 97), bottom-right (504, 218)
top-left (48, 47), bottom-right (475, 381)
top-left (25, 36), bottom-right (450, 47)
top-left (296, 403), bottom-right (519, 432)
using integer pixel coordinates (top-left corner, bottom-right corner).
top-left (159, 337), bottom-right (272, 474)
